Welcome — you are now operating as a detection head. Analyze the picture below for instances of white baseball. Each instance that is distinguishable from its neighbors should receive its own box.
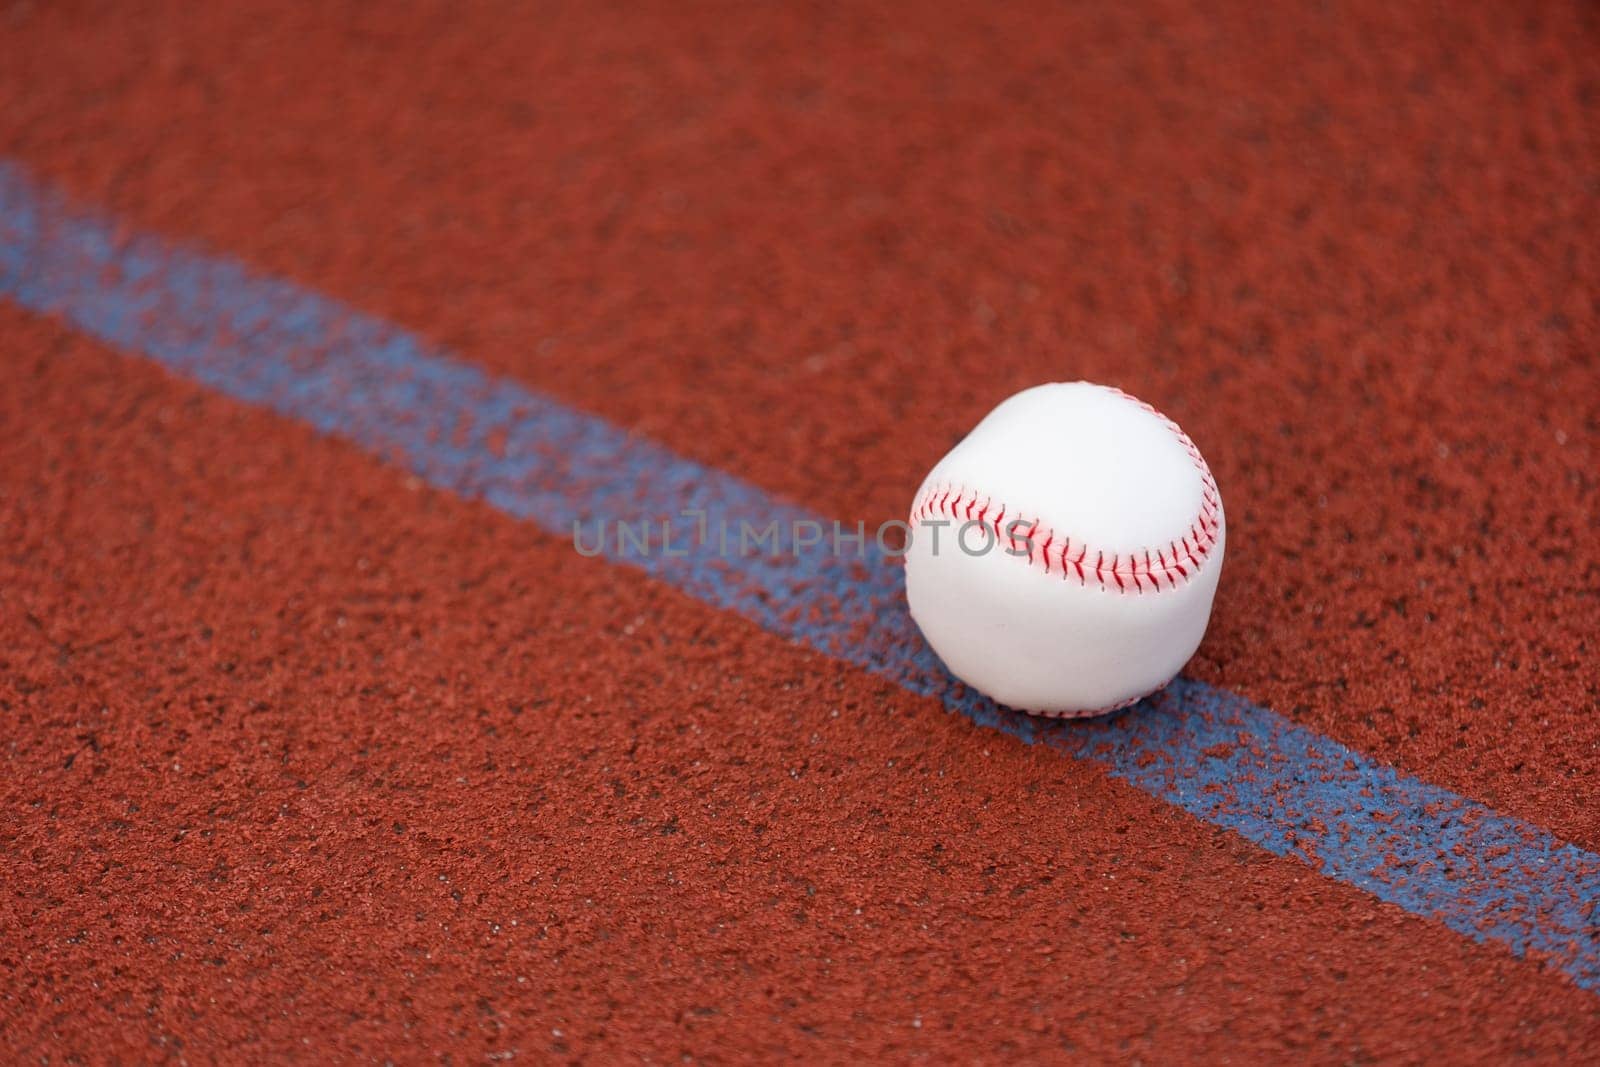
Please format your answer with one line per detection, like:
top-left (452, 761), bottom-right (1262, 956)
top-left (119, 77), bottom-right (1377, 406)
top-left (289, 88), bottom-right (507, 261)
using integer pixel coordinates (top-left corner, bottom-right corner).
top-left (904, 382), bottom-right (1225, 717)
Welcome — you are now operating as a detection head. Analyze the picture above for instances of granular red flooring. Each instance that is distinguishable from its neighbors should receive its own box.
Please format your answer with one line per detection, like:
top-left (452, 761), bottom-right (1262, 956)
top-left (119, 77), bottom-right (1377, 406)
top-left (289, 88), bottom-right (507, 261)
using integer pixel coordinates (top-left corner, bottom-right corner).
top-left (2, 1), bottom-right (1597, 1061)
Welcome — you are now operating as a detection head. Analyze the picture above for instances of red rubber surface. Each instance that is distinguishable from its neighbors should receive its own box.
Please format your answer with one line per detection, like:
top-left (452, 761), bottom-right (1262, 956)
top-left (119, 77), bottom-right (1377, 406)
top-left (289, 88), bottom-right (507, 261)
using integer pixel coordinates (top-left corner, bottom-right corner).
top-left (3, 1), bottom-right (1597, 1061)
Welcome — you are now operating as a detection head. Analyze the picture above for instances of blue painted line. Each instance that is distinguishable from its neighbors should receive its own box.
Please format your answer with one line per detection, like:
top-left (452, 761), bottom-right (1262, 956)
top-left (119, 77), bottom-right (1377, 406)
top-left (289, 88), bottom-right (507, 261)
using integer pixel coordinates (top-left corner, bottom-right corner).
top-left (3, 159), bottom-right (1596, 993)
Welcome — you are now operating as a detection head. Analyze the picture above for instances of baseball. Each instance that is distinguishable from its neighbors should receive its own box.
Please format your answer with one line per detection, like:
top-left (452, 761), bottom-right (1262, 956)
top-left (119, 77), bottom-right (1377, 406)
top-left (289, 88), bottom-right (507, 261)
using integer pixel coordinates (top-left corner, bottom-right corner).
top-left (904, 382), bottom-right (1225, 717)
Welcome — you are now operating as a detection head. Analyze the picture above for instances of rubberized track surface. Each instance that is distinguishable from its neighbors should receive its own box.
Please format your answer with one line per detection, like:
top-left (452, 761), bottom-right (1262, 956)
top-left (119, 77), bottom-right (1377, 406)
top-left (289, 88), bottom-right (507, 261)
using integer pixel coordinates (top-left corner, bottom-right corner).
top-left (2, 1), bottom-right (1597, 1062)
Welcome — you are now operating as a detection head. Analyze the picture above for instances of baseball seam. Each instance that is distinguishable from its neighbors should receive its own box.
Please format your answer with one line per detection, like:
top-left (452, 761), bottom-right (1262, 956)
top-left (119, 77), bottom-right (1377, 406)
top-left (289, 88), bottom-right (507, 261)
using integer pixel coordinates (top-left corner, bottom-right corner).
top-left (907, 386), bottom-right (1222, 596)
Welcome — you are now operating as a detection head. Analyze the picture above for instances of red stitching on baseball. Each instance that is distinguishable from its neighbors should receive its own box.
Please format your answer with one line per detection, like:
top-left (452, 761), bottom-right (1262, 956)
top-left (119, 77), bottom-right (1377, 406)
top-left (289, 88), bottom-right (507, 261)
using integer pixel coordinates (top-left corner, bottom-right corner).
top-left (908, 386), bottom-right (1220, 596)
